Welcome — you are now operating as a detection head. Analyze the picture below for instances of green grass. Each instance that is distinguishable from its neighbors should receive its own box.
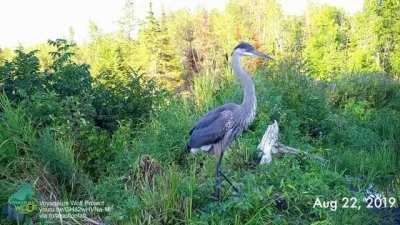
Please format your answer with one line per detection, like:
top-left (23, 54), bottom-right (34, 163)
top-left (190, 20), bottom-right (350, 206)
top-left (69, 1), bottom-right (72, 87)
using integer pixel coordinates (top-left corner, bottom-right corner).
top-left (1, 67), bottom-right (399, 224)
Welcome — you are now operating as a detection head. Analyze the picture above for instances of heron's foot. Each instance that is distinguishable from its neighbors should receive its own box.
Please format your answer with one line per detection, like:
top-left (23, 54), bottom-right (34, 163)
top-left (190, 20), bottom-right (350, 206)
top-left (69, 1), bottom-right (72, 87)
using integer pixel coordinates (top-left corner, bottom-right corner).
top-left (212, 181), bottom-right (222, 202)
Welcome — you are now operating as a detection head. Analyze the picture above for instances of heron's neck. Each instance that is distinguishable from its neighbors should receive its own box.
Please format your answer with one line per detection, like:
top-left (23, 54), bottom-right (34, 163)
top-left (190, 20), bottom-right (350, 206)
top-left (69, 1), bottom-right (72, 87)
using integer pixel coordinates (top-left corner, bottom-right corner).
top-left (232, 53), bottom-right (256, 123)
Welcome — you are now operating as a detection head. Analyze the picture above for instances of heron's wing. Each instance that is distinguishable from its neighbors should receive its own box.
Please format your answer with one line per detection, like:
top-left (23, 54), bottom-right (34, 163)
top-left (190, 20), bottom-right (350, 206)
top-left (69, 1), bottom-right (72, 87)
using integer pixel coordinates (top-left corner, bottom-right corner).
top-left (189, 103), bottom-right (238, 134)
top-left (189, 108), bottom-right (223, 135)
top-left (188, 104), bottom-right (239, 148)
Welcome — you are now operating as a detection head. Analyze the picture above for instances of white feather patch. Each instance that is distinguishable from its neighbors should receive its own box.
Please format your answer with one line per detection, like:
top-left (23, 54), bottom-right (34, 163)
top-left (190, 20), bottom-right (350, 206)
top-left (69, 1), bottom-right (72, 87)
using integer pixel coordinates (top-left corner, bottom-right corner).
top-left (190, 144), bottom-right (212, 154)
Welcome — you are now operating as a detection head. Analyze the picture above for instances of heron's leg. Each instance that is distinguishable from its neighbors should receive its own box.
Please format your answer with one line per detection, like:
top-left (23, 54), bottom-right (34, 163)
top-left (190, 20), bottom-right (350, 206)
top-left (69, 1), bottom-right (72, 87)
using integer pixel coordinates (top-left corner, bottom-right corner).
top-left (218, 170), bottom-right (239, 193)
top-left (212, 150), bottom-right (224, 201)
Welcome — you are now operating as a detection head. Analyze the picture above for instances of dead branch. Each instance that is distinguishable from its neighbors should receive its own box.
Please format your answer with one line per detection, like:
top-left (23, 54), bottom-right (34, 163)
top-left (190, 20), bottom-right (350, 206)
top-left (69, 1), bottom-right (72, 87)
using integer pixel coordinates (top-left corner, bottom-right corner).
top-left (258, 120), bottom-right (326, 164)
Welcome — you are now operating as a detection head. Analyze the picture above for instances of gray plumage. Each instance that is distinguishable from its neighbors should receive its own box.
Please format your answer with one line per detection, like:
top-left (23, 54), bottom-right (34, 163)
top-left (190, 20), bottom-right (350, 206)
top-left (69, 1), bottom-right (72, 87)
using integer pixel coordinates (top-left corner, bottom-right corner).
top-left (186, 42), bottom-right (273, 201)
top-left (188, 42), bottom-right (269, 155)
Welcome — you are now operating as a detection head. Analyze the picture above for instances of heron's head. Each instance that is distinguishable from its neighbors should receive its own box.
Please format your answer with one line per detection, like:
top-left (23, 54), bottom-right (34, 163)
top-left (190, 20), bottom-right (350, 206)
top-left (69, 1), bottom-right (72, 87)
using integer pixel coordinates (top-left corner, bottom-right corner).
top-left (233, 42), bottom-right (273, 60)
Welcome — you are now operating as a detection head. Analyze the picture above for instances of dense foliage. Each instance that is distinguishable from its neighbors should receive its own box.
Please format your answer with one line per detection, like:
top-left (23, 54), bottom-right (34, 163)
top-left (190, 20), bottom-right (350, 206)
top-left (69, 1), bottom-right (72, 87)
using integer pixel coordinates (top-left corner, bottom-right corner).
top-left (0, 0), bottom-right (399, 224)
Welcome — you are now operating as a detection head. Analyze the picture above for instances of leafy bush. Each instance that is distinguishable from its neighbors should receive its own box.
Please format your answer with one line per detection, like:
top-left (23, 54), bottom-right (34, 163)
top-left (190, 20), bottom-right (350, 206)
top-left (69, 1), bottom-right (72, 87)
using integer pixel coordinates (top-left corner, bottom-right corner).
top-left (0, 49), bottom-right (43, 102)
top-left (329, 73), bottom-right (400, 109)
top-left (254, 66), bottom-right (330, 144)
top-left (0, 39), bottom-right (163, 134)
top-left (92, 68), bottom-right (164, 132)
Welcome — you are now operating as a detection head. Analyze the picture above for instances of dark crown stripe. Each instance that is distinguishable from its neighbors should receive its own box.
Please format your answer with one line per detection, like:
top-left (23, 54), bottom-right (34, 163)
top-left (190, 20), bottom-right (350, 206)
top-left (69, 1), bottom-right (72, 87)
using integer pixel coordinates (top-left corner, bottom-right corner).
top-left (234, 42), bottom-right (254, 51)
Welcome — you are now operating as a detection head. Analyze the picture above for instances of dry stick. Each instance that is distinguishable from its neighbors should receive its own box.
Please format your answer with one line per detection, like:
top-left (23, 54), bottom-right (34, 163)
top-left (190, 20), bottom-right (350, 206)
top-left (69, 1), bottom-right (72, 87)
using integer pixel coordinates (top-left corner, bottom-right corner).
top-left (258, 121), bottom-right (327, 164)
top-left (275, 143), bottom-right (327, 164)
top-left (258, 120), bottom-right (279, 164)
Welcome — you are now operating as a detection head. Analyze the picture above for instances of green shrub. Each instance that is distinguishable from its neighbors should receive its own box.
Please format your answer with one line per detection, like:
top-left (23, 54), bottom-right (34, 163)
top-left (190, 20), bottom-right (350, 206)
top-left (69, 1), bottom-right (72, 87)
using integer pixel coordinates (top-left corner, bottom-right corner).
top-left (92, 68), bottom-right (164, 132)
top-left (256, 66), bottom-right (330, 144)
top-left (329, 73), bottom-right (400, 109)
top-left (0, 39), bottom-right (164, 134)
top-left (0, 50), bottom-right (43, 102)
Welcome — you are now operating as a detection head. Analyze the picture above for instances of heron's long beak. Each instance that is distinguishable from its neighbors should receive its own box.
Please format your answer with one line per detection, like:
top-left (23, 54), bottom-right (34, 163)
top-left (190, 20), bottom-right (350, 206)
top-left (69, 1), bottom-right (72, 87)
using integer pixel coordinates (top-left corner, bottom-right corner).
top-left (251, 49), bottom-right (274, 60)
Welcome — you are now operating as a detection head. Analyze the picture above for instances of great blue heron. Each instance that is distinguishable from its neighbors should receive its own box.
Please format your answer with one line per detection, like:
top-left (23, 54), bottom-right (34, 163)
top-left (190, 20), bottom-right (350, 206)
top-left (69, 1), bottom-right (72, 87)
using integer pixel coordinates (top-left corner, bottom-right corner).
top-left (187, 42), bottom-right (273, 200)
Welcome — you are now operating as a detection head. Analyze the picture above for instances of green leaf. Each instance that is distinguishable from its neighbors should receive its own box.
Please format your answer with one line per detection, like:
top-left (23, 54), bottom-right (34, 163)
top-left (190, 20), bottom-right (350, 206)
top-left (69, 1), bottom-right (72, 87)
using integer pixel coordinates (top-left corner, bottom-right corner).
top-left (8, 183), bottom-right (35, 205)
